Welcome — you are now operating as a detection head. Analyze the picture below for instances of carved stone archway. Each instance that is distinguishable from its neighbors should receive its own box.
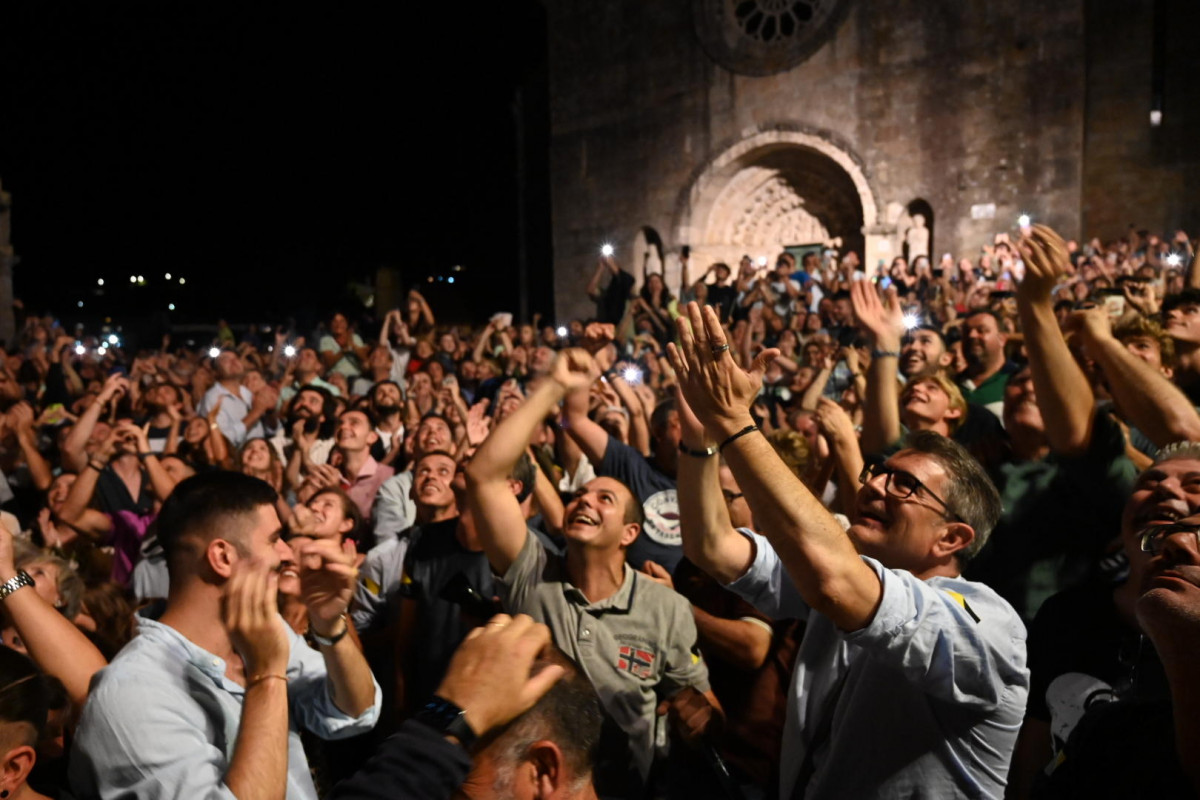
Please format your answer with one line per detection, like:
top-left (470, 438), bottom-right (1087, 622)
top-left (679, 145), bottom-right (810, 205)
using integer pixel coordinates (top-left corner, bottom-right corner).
top-left (676, 128), bottom-right (886, 271)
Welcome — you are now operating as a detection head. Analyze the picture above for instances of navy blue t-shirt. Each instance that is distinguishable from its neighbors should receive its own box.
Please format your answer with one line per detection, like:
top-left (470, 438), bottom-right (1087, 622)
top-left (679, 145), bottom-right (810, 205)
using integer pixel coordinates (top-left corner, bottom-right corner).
top-left (598, 435), bottom-right (682, 573)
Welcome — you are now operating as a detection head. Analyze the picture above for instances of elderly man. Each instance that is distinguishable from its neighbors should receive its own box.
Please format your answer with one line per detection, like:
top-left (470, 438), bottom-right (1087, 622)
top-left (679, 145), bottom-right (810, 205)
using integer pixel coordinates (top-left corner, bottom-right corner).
top-left (669, 301), bottom-right (1027, 799)
top-left (70, 471), bottom-right (380, 799)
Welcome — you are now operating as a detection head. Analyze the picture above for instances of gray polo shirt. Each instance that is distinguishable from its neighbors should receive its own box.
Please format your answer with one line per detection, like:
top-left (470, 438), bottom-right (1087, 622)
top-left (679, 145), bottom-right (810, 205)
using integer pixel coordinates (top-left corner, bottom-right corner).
top-left (497, 533), bottom-right (710, 782)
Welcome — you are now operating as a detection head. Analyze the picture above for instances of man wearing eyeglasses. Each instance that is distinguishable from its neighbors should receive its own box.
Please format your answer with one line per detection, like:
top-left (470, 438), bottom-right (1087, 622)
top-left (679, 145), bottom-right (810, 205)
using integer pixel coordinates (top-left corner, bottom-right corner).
top-left (668, 301), bottom-right (1028, 799)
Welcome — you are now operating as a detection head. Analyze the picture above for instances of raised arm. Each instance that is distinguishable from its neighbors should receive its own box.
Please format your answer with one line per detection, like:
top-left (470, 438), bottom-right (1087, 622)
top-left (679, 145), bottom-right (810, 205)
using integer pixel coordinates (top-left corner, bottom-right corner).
top-left (7, 403), bottom-right (52, 491)
top-left (0, 526), bottom-right (108, 707)
top-left (560, 356), bottom-right (611, 468)
top-left (1067, 307), bottom-right (1200, 446)
top-left (1016, 225), bottom-right (1096, 456)
top-left (852, 280), bottom-right (905, 455)
top-left (465, 351), bottom-right (592, 575)
top-left (670, 383), bottom-right (753, 584)
top-left (670, 303), bottom-right (881, 631)
top-left (62, 374), bottom-right (128, 472)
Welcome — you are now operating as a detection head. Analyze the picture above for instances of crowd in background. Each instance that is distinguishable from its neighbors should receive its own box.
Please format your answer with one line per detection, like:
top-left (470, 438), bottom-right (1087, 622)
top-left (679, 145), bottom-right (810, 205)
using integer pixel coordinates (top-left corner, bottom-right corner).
top-left (1, 220), bottom-right (1199, 799)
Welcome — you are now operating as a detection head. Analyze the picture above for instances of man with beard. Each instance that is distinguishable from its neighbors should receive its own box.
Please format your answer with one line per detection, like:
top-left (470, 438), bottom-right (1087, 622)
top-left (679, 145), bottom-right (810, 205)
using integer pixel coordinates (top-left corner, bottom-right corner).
top-left (900, 325), bottom-right (954, 379)
top-left (273, 385), bottom-right (338, 473)
top-left (280, 347), bottom-right (343, 406)
top-left (372, 415), bottom-right (456, 542)
top-left (199, 349), bottom-right (278, 448)
top-left (957, 309), bottom-right (1018, 418)
top-left (1007, 443), bottom-right (1200, 797)
top-left (69, 472), bottom-right (380, 799)
top-left (367, 380), bottom-right (405, 466)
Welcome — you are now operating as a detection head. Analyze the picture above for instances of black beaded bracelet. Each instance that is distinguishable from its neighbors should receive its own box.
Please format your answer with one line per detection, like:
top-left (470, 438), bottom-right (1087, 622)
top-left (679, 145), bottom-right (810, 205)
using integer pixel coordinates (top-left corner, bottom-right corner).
top-left (718, 424), bottom-right (759, 452)
top-left (871, 349), bottom-right (901, 359)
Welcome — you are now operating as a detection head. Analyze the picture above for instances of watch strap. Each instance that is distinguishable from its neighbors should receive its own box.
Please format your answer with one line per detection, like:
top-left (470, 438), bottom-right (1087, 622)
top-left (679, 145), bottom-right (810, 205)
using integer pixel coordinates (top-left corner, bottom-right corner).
top-left (0, 570), bottom-right (35, 602)
top-left (414, 695), bottom-right (477, 750)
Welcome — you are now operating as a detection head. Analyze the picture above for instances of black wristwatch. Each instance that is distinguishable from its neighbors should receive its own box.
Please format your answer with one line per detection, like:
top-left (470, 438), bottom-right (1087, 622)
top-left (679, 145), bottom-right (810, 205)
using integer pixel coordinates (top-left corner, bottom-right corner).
top-left (413, 695), bottom-right (478, 750)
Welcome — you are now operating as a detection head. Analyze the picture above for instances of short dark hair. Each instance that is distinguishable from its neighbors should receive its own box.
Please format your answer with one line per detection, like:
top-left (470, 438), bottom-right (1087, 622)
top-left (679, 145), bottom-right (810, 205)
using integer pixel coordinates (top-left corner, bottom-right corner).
top-left (900, 430), bottom-right (1002, 565)
top-left (0, 648), bottom-right (52, 747)
top-left (622, 485), bottom-right (645, 529)
top-left (493, 653), bottom-right (603, 782)
top-left (309, 486), bottom-right (364, 543)
top-left (906, 325), bottom-right (946, 349)
top-left (1161, 288), bottom-right (1200, 316)
top-left (156, 472), bottom-right (278, 569)
top-left (963, 308), bottom-right (1004, 329)
top-left (341, 406), bottom-right (378, 429)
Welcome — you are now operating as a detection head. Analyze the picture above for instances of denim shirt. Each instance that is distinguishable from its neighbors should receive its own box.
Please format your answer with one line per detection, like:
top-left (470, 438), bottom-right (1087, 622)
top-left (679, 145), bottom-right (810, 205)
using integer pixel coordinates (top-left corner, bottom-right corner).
top-left (69, 614), bottom-right (381, 800)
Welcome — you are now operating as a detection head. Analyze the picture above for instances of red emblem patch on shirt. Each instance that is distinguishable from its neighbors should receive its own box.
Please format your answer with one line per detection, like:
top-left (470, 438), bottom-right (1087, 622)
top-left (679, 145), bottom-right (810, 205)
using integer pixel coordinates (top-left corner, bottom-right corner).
top-left (617, 645), bottom-right (655, 679)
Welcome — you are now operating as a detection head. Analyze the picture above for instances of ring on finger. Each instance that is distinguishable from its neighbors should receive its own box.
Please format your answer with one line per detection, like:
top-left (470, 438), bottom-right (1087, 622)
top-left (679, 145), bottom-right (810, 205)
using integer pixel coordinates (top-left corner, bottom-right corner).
top-left (711, 344), bottom-right (730, 355)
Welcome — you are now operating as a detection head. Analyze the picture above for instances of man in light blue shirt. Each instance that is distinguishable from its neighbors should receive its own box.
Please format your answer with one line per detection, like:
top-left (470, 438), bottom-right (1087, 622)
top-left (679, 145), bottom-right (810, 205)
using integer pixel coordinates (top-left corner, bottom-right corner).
top-left (670, 302), bottom-right (1028, 799)
top-left (70, 472), bottom-right (380, 800)
top-left (198, 350), bottom-right (274, 447)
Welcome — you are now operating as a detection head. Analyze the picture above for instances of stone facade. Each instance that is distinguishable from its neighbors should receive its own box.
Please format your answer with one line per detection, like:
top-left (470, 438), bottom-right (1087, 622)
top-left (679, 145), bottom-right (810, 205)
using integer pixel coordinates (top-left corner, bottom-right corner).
top-left (546, 0), bottom-right (1200, 322)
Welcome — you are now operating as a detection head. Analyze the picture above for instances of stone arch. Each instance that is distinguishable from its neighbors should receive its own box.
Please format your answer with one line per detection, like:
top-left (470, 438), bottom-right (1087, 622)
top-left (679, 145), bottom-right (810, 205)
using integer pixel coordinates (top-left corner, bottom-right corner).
top-left (676, 128), bottom-right (883, 271)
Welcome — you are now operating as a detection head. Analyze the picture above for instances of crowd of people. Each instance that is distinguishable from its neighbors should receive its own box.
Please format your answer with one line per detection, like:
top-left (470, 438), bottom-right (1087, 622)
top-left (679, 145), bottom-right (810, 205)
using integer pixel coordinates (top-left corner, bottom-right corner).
top-left (1, 221), bottom-right (1199, 799)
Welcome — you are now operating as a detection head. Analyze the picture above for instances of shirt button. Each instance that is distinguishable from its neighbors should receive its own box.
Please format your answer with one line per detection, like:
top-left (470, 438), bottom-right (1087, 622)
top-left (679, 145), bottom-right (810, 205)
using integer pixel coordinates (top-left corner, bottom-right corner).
top-left (582, 629), bottom-right (590, 636)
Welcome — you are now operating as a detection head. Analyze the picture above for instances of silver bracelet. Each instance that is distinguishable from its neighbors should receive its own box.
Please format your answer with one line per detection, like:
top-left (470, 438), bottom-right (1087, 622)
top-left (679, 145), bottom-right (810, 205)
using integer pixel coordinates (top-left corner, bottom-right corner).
top-left (0, 570), bottom-right (34, 602)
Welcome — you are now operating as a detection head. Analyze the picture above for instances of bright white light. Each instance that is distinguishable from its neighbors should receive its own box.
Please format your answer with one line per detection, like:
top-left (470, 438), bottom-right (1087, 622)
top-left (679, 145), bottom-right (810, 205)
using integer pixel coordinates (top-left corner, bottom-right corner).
top-left (137, 275), bottom-right (144, 283)
top-left (107, 334), bottom-right (119, 345)
top-left (97, 346), bottom-right (107, 356)
top-left (130, 275), bottom-right (137, 283)
top-left (74, 344), bottom-right (86, 356)
top-left (556, 326), bottom-right (568, 337)
top-left (165, 273), bottom-right (171, 280)
top-left (622, 366), bottom-right (644, 385)
top-left (168, 303), bottom-right (176, 311)
top-left (903, 313), bottom-right (921, 330)
top-left (77, 301), bottom-right (84, 308)
top-left (1150, 110), bottom-right (1163, 127)
top-left (600, 244), bottom-right (614, 257)
top-left (1166, 253), bottom-right (1183, 267)
top-left (97, 279), bottom-right (104, 286)
top-left (1017, 214), bottom-right (1032, 229)
top-left (448, 276), bottom-right (455, 284)
top-left (179, 277), bottom-right (186, 285)
top-left (283, 345), bottom-right (296, 358)
top-left (208, 347), bottom-right (221, 358)
top-left (756, 256), bottom-right (768, 267)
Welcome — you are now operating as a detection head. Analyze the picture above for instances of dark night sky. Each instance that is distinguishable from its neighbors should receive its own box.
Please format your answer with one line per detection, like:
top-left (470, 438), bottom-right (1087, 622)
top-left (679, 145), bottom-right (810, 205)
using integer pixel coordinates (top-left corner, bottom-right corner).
top-left (0, 3), bottom-right (552, 334)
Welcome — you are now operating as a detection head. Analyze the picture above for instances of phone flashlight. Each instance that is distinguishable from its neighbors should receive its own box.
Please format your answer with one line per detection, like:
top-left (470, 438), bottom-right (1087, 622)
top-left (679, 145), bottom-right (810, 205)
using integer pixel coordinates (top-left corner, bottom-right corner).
top-left (903, 313), bottom-right (921, 331)
top-left (622, 366), bottom-right (644, 385)
top-left (756, 256), bottom-right (768, 267)
top-left (283, 345), bottom-right (297, 358)
top-left (556, 326), bottom-right (568, 337)
top-left (1017, 214), bottom-right (1032, 230)
top-left (208, 347), bottom-right (221, 358)
top-left (74, 344), bottom-right (86, 356)
top-left (1166, 253), bottom-right (1183, 267)
top-left (600, 244), bottom-right (614, 257)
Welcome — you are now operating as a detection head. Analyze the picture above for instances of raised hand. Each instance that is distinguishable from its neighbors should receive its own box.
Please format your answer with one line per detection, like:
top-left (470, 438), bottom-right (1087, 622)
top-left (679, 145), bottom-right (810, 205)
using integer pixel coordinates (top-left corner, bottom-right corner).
top-left (1062, 305), bottom-right (1114, 346)
top-left (298, 537), bottom-right (358, 635)
top-left (550, 348), bottom-right (599, 394)
top-left (813, 397), bottom-right (858, 448)
top-left (1017, 223), bottom-right (1070, 303)
top-left (222, 562), bottom-right (290, 678)
top-left (434, 614), bottom-right (564, 738)
top-left (465, 399), bottom-right (492, 447)
top-left (850, 279), bottom-right (904, 350)
top-left (666, 302), bottom-right (778, 439)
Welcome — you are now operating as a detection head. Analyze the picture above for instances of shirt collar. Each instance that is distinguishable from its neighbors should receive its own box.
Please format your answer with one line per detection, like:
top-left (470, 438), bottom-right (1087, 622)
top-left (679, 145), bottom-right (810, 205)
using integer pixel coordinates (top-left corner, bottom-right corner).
top-left (133, 614), bottom-right (231, 686)
top-left (562, 563), bottom-right (638, 614)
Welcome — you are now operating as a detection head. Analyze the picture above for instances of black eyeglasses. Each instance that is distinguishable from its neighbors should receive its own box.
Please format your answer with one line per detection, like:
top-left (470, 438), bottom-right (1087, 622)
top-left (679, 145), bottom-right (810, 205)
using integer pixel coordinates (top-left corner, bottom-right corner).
top-left (859, 462), bottom-right (961, 522)
top-left (1139, 521), bottom-right (1200, 556)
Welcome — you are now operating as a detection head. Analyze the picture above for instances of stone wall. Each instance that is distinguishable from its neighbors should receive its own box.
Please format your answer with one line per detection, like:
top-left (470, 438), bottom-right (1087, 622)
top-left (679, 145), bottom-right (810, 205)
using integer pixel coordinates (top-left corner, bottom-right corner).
top-left (547, 0), bottom-right (1091, 322)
